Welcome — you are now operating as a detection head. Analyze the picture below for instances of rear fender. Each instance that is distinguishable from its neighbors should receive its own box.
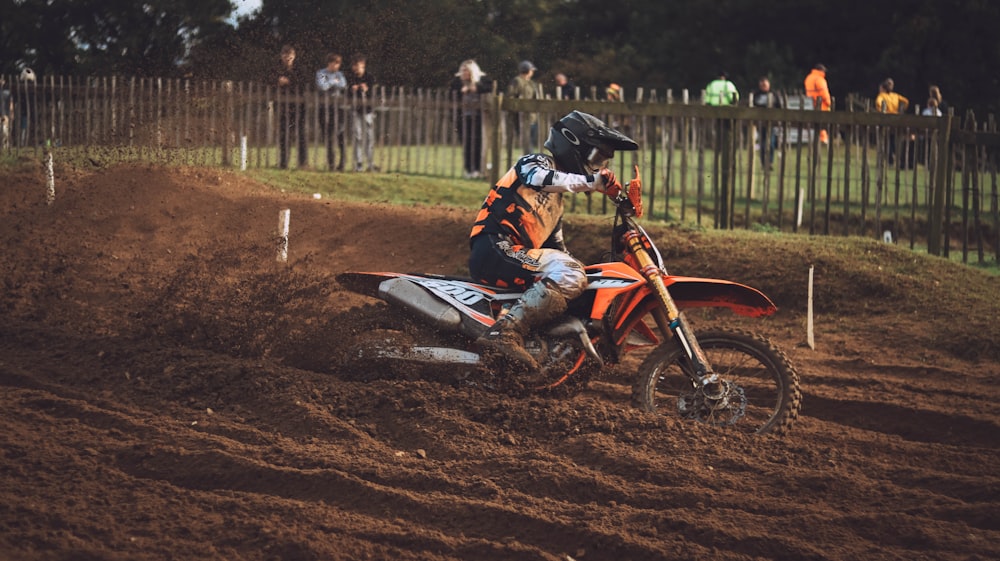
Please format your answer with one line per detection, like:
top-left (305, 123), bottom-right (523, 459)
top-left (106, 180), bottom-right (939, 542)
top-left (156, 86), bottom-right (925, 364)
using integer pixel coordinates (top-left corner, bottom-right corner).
top-left (336, 271), bottom-right (516, 330)
top-left (337, 271), bottom-right (401, 298)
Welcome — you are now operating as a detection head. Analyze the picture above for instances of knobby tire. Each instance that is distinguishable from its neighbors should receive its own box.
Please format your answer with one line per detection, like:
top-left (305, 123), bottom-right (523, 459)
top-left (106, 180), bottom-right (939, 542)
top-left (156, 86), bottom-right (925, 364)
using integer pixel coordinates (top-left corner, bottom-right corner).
top-left (631, 329), bottom-right (801, 435)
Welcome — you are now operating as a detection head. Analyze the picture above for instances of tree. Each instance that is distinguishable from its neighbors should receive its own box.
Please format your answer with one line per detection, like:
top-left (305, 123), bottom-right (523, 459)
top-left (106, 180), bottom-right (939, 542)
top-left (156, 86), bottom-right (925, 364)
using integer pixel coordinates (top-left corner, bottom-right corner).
top-left (217, 0), bottom-right (516, 87)
top-left (2, 0), bottom-right (998, 116)
top-left (0, 0), bottom-right (232, 77)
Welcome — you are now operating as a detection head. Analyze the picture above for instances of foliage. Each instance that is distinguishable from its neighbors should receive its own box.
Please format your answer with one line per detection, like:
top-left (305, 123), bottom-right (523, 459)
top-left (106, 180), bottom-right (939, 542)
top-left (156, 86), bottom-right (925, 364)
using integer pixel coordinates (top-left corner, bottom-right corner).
top-left (0, 0), bottom-right (232, 77)
top-left (2, 0), bottom-right (999, 116)
top-left (751, 222), bottom-right (782, 234)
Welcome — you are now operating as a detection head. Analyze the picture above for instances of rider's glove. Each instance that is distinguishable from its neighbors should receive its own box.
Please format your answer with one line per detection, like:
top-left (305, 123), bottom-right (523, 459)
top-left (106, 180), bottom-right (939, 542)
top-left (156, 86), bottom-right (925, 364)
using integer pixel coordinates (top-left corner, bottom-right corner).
top-left (597, 168), bottom-right (622, 198)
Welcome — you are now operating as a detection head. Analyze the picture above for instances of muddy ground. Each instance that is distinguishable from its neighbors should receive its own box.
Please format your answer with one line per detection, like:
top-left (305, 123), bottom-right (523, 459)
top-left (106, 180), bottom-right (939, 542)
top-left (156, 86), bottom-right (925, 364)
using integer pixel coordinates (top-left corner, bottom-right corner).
top-left (1, 162), bottom-right (997, 561)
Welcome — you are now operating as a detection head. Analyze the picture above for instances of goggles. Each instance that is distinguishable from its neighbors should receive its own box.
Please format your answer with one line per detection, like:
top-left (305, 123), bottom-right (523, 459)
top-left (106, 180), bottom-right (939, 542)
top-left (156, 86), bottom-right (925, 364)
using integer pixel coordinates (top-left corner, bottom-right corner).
top-left (586, 146), bottom-right (614, 171)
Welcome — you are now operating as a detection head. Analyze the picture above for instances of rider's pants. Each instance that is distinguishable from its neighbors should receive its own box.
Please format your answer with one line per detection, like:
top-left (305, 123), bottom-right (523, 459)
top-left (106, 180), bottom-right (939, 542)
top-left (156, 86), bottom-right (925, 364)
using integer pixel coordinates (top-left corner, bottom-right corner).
top-left (469, 234), bottom-right (587, 300)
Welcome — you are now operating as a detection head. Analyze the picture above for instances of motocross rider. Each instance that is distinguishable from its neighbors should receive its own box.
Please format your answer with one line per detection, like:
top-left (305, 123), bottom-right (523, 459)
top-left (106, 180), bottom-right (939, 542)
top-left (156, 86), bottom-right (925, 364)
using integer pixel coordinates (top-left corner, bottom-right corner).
top-left (470, 110), bottom-right (638, 371)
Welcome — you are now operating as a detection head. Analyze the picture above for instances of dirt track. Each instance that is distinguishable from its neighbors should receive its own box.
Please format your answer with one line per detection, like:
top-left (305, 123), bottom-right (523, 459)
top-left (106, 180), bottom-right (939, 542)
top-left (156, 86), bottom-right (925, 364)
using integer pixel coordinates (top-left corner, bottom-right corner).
top-left (1, 163), bottom-right (998, 561)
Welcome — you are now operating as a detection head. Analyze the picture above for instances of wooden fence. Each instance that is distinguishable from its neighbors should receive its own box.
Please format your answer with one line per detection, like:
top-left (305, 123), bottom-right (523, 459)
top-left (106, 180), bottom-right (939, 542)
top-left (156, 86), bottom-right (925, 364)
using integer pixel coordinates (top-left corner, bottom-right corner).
top-left (2, 74), bottom-right (997, 262)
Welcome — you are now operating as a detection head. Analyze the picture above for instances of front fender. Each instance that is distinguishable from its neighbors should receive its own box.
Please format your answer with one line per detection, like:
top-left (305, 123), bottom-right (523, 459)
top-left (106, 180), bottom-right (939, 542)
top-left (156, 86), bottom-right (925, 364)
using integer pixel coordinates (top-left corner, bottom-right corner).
top-left (664, 276), bottom-right (777, 317)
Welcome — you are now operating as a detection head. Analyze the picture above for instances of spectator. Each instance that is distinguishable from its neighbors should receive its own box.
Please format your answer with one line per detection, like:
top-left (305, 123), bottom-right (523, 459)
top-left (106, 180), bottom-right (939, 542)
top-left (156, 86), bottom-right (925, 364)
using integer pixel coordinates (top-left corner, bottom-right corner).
top-left (451, 59), bottom-right (491, 179)
top-left (922, 97), bottom-right (942, 117)
top-left (875, 78), bottom-right (909, 114)
top-left (316, 52), bottom-right (347, 171)
top-left (928, 84), bottom-right (948, 114)
top-left (17, 68), bottom-right (36, 147)
top-left (704, 71), bottom-right (738, 157)
top-left (605, 82), bottom-right (622, 102)
top-left (751, 76), bottom-right (783, 169)
top-left (751, 76), bottom-right (782, 109)
top-left (272, 45), bottom-right (308, 169)
top-left (804, 63), bottom-right (832, 144)
top-left (875, 78), bottom-right (910, 166)
top-left (604, 83), bottom-right (630, 134)
top-left (469, 110), bottom-right (637, 371)
top-left (554, 73), bottom-right (576, 99)
top-left (704, 71), bottom-right (739, 106)
top-left (347, 53), bottom-right (377, 172)
top-left (917, 97), bottom-right (941, 165)
top-left (0, 75), bottom-right (11, 150)
top-left (506, 60), bottom-right (539, 153)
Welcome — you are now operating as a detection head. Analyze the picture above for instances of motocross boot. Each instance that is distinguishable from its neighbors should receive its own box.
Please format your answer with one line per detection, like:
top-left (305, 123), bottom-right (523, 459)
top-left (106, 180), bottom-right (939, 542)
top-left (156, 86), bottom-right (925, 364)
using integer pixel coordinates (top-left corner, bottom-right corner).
top-left (476, 281), bottom-right (568, 372)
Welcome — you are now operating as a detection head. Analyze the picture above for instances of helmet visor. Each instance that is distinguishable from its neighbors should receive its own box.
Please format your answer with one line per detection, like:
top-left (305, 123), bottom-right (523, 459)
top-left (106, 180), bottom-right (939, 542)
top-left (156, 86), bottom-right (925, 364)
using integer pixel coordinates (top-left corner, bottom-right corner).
top-left (586, 146), bottom-right (613, 172)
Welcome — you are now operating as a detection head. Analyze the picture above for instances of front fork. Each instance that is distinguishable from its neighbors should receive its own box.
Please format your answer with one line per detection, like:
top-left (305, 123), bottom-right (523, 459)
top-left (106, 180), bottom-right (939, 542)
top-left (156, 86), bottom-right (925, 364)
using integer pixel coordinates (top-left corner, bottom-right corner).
top-left (623, 232), bottom-right (724, 395)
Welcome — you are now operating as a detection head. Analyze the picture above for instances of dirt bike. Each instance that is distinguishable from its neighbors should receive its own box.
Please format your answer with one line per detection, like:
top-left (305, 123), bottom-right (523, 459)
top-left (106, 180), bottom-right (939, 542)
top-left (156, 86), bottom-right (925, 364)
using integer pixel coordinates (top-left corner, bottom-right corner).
top-left (337, 166), bottom-right (801, 435)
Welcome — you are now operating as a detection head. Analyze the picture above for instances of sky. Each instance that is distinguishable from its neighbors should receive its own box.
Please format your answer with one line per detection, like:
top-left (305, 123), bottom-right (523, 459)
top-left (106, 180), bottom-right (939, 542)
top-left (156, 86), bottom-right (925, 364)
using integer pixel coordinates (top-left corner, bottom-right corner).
top-left (230, 0), bottom-right (262, 23)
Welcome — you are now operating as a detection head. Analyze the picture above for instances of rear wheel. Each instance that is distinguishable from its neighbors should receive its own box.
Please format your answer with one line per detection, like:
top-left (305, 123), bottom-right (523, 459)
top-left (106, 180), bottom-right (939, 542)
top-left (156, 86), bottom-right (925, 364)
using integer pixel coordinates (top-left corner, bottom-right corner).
top-left (632, 329), bottom-right (801, 435)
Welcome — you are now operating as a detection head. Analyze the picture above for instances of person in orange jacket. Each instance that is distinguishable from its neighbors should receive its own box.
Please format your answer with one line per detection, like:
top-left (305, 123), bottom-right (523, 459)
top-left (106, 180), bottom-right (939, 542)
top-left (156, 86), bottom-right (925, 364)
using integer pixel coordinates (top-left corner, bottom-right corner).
top-left (804, 63), bottom-right (832, 144)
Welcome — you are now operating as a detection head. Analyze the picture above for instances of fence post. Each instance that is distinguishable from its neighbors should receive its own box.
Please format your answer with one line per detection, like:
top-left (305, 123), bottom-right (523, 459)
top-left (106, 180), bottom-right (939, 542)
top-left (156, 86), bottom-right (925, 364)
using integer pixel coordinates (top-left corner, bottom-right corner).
top-left (489, 92), bottom-right (502, 185)
top-left (222, 80), bottom-right (233, 167)
top-left (45, 147), bottom-right (55, 205)
top-left (277, 208), bottom-right (290, 263)
top-left (928, 110), bottom-right (954, 256)
top-left (718, 117), bottom-right (735, 229)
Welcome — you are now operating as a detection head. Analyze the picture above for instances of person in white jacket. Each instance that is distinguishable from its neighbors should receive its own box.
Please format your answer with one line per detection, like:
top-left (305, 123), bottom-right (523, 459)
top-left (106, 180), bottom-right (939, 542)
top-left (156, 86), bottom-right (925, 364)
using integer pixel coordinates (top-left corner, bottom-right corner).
top-left (316, 53), bottom-right (347, 171)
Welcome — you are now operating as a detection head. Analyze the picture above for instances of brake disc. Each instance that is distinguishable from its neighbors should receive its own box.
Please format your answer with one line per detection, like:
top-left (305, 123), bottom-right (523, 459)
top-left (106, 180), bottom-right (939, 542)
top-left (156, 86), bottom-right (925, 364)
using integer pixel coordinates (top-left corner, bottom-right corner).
top-left (677, 380), bottom-right (747, 426)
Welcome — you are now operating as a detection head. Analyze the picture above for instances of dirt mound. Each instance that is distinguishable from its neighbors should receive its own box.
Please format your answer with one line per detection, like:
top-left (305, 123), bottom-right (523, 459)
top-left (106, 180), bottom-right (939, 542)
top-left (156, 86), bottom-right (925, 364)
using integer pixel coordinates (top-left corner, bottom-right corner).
top-left (1, 162), bottom-right (997, 560)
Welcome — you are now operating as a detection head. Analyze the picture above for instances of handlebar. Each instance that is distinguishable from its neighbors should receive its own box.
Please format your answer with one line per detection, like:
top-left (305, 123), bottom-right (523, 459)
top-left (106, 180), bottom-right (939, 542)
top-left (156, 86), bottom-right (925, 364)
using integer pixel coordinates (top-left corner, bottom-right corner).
top-left (609, 164), bottom-right (643, 218)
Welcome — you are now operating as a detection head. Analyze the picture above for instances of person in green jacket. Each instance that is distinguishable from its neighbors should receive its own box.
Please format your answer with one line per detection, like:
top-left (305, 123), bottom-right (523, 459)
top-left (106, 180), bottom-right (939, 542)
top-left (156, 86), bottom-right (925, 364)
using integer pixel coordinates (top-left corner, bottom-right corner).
top-left (507, 60), bottom-right (539, 153)
top-left (705, 71), bottom-right (739, 106)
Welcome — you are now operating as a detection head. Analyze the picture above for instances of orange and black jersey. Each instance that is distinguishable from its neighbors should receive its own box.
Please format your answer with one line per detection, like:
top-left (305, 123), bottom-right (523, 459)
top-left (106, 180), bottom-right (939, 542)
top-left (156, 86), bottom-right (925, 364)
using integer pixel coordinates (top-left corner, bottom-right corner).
top-left (470, 153), bottom-right (602, 250)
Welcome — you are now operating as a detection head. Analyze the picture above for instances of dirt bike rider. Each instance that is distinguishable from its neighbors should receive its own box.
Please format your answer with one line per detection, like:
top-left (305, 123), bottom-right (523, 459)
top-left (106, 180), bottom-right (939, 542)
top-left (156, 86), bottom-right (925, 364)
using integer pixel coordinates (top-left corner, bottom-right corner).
top-left (469, 110), bottom-right (638, 371)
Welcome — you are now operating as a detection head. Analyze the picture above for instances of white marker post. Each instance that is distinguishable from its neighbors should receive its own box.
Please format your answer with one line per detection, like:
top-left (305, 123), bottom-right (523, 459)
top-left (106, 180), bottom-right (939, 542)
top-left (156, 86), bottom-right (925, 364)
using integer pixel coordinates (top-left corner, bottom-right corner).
top-left (807, 265), bottom-right (815, 350)
top-left (45, 151), bottom-right (55, 205)
top-left (277, 209), bottom-right (290, 263)
top-left (796, 187), bottom-right (805, 228)
top-left (240, 135), bottom-right (248, 171)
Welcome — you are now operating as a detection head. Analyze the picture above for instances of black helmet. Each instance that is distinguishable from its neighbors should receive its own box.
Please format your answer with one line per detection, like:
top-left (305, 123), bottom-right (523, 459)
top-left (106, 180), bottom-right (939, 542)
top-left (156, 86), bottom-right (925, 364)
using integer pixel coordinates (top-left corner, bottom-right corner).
top-left (543, 110), bottom-right (638, 175)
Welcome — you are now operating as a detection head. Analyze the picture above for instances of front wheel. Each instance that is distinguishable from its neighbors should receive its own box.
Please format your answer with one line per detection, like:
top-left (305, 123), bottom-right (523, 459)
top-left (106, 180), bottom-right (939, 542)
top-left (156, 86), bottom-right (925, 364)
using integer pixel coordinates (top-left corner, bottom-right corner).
top-left (632, 329), bottom-right (801, 435)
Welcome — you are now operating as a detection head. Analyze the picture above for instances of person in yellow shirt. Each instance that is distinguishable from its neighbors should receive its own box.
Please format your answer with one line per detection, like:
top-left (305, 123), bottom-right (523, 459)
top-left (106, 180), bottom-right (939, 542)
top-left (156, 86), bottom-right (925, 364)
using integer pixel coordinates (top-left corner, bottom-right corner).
top-left (875, 78), bottom-right (910, 166)
top-left (875, 78), bottom-right (909, 114)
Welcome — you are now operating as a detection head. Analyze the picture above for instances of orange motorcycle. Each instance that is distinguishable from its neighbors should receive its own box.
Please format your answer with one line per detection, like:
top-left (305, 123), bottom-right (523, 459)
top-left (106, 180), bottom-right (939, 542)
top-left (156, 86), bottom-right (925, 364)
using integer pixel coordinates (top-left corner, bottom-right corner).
top-left (338, 167), bottom-right (801, 435)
